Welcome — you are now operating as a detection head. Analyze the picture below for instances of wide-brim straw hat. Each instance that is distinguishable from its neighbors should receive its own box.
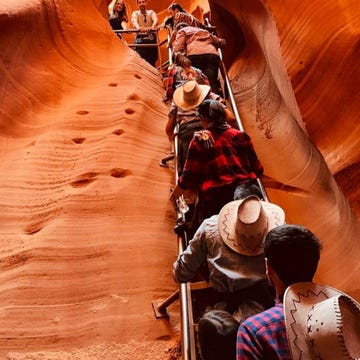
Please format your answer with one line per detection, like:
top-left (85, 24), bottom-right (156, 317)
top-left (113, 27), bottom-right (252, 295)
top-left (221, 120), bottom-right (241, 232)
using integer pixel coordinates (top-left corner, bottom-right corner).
top-left (284, 282), bottom-right (360, 360)
top-left (173, 80), bottom-right (210, 110)
top-left (218, 195), bottom-right (285, 256)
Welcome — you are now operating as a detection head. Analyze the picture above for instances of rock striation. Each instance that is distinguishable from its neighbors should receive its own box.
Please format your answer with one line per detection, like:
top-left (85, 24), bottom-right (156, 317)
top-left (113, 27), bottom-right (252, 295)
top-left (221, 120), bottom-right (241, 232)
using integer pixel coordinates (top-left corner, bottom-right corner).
top-left (0, 0), bottom-right (359, 358)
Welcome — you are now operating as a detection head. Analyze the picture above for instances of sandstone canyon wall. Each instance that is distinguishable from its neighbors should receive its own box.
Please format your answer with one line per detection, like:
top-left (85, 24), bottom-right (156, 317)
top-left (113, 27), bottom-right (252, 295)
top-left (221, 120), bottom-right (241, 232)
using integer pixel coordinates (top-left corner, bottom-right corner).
top-left (0, 0), bottom-right (358, 358)
top-left (209, 0), bottom-right (360, 295)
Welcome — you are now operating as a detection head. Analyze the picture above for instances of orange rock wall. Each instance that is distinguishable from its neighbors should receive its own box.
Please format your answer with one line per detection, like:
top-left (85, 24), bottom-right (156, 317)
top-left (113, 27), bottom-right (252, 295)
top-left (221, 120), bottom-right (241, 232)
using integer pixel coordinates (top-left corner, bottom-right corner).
top-left (0, 0), bottom-right (359, 358)
top-left (210, 0), bottom-right (360, 296)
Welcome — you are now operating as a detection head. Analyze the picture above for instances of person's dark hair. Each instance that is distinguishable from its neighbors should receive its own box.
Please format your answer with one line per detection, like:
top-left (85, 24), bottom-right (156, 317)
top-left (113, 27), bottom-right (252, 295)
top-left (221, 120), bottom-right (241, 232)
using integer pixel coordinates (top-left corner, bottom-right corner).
top-left (233, 182), bottom-right (263, 201)
top-left (235, 300), bottom-right (266, 323)
top-left (169, 3), bottom-right (185, 12)
top-left (197, 99), bottom-right (226, 124)
top-left (164, 16), bottom-right (174, 28)
top-left (198, 310), bottom-right (239, 360)
top-left (264, 224), bottom-right (322, 287)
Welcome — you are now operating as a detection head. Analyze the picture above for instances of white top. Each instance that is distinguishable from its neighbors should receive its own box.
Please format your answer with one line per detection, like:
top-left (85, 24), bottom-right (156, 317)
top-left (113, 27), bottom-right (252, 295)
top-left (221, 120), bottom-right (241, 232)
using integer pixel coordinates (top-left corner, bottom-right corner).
top-left (131, 9), bottom-right (158, 29)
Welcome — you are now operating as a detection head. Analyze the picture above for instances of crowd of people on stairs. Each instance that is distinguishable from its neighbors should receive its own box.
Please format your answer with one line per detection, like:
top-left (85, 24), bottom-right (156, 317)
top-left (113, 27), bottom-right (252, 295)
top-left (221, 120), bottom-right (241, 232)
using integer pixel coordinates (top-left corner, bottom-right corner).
top-left (107, 2), bottom-right (360, 359)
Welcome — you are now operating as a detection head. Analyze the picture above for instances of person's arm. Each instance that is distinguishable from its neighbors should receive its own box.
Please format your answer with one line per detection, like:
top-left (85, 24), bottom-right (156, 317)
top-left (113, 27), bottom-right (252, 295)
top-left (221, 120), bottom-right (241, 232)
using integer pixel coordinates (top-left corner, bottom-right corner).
top-left (165, 66), bottom-right (177, 101)
top-left (121, 20), bottom-right (127, 30)
top-left (131, 11), bottom-right (140, 29)
top-left (172, 30), bottom-right (186, 53)
top-left (169, 138), bottom-right (201, 210)
top-left (195, 69), bottom-right (210, 86)
top-left (149, 9), bottom-right (158, 29)
top-left (173, 222), bottom-right (208, 283)
top-left (208, 92), bottom-right (236, 127)
top-left (224, 107), bottom-right (236, 127)
top-left (178, 138), bottom-right (203, 190)
top-left (242, 132), bottom-right (264, 178)
top-left (165, 107), bottom-right (177, 141)
top-left (169, 184), bottom-right (183, 209)
top-left (210, 33), bottom-right (227, 48)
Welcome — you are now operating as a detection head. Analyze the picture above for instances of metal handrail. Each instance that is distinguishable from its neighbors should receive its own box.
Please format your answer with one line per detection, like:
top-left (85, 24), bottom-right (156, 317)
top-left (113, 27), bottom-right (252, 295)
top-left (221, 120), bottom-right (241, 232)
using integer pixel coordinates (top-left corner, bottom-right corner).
top-left (114, 28), bottom-right (159, 48)
top-left (114, 27), bottom-right (172, 73)
top-left (164, 25), bottom-right (173, 67)
top-left (205, 17), bottom-right (270, 202)
top-left (114, 28), bottom-right (158, 34)
top-left (217, 49), bottom-right (243, 132)
top-left (216, 51), bottom-right (269, 201)
top-left (173, 131), bottom-right (197, 360)
top-left (154, 20), bottom-right (269, 359)
top-left (155, 35), bottom-right (198, 360)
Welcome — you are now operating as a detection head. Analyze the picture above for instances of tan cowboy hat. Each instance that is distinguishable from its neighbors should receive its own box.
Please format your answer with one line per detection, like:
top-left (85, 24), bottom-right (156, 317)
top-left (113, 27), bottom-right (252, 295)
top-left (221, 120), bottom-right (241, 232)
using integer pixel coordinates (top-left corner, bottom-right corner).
top-left (284, 282), bottom-right (360, 360)
top-left (218, 195), bottom-right (285, 256)
top-left (173, 80), bottom-right (210, 110)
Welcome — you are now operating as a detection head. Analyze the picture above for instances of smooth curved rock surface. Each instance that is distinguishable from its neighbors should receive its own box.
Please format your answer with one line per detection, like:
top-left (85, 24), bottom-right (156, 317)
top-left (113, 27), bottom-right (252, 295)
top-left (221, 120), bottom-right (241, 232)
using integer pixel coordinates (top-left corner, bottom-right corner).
top-left (0, 0), bottom-right (359, 358)
top-left (210, 0), bottom-right (360, 295)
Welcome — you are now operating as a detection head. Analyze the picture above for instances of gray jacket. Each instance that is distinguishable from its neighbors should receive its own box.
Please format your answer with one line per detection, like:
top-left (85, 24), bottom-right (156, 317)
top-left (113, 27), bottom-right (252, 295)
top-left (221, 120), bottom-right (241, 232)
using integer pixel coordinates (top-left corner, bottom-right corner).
top-left (173, 215), bottom-right (267, 293)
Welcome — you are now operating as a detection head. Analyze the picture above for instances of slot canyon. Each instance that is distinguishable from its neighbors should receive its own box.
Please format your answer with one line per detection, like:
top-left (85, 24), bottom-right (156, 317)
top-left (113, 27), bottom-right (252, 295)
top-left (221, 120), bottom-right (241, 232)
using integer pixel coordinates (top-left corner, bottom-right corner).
top-left (0, 0), bottom-right (359, 358)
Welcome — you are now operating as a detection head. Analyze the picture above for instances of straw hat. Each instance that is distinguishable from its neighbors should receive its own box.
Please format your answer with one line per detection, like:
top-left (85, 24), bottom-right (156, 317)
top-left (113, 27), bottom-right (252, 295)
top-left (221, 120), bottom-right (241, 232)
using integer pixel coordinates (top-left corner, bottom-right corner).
top-left (173, 80), bottom-right (210, 110)
top-left (218, 195), bottom-right (285, 256)
top-left (284, 282), bottom-right (360, 360)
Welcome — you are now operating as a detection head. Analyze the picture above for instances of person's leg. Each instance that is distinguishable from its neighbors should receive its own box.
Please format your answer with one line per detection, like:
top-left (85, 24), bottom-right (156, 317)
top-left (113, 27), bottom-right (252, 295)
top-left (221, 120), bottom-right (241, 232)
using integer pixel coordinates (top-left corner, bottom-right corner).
top-left (135, 36), bottom-right (145, 59)
top-left (177, 121), bottom-right (202, 176)
top-left (135, 36), bottom-right (158, 67)
top-left (204, 54), bottom-right (221, 94)
top-left (187, 54), bottom-right (204, 73)
top-left (147, 43), bottom-right (158, 67)
top-left (188, 54), bottom-right (221, 94)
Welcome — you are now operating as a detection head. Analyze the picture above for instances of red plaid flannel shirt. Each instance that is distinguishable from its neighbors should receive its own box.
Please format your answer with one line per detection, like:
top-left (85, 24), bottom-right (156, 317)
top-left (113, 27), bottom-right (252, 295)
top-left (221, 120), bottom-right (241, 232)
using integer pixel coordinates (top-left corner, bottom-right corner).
top-left (178, 128), bottom-right (263, 200)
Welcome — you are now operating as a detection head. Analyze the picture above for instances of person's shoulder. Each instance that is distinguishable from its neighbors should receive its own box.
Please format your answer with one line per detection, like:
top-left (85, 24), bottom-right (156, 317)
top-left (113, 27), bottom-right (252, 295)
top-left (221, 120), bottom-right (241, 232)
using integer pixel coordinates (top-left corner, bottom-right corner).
top-left (223, 127), bottom-right (241, 137)
top-left (175, 12), bottom-right (191, 21)
top-left (228, 128), bottom-right (250, 139)
top-left (199, 215), bottom-right (219, 236)
top-left (240, 304), bottom-right (284, 332)
top-left (202, 214), bottom-right (219, 227)
top-left (180, 25), bottom-right (199, 33)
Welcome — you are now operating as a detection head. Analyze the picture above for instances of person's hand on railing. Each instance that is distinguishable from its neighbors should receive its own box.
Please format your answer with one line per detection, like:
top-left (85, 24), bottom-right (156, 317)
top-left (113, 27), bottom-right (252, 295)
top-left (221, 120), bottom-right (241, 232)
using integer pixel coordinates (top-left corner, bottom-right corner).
top-left (139, 26), bottom-right (150, 33)
top-left (170, 185), bottom-right (182, 210)
top-left (170, 185), bottom-right (196, 212)
top-left (162, 96), bottom-right (172, 106)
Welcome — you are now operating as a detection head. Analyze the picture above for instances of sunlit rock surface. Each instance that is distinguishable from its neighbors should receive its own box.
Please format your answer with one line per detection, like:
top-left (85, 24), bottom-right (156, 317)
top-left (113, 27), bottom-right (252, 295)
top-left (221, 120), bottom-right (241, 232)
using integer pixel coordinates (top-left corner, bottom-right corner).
top-left (210, 0), bottom-right (360, 296)
top-left (0, 0), bottom-right (359, 358)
